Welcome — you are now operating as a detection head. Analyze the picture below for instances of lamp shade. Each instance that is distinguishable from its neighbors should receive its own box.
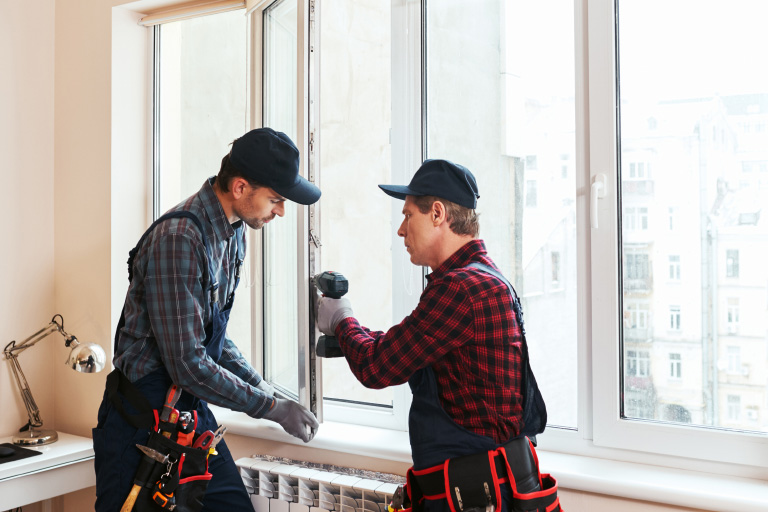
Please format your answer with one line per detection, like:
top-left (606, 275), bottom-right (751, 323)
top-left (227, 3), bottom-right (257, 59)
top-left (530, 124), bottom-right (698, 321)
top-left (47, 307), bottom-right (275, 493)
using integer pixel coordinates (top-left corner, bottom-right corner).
top-left (66, 342), bottom-right (106, 373)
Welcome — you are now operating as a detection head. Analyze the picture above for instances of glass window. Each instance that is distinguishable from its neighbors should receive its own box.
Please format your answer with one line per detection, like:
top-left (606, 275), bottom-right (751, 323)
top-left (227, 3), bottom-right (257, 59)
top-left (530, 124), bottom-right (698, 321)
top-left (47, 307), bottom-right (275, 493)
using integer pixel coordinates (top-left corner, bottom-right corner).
top-left (613, 0), bottom-right (768, 446)
top-left (727, 395), bottom-right (741, 422)
top-left (669, 306), bottom-right (681, 331)
top-left (314, 0), bottom-right (411, 428)
top-left (726, 249), bottom-right (739, 278)
top-left (669, 353), bottom-right (682, 379)
top-left (726, 297), bottom-right (740, 334)
top-left (726, 345), bottom-right (741, 374)
top-left (153, 8), bottom-right (251, 354)
top-left (262, 0), bottom-right (300, 397)
top-left (425, 0), bottom-right (577, 429)
top-left (668, 255), bottom-right (680, 281)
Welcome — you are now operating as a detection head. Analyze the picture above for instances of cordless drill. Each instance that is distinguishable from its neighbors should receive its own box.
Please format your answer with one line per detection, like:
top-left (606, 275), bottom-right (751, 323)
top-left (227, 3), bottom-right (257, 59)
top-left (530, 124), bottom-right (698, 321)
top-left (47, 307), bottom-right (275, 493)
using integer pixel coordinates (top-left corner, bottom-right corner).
top-left (313, 271), bottom-right (348, 358)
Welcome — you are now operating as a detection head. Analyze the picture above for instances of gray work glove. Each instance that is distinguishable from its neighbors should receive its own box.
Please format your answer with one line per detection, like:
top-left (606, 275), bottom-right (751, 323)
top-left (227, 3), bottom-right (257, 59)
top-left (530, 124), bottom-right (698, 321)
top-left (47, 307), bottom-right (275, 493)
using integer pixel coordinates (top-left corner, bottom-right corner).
top-left (316, 295), bottom-right (354, 336)
top-left (256, 379), bottom-right (275, 397)
top-left (263, 397), bottom-right (319, 443)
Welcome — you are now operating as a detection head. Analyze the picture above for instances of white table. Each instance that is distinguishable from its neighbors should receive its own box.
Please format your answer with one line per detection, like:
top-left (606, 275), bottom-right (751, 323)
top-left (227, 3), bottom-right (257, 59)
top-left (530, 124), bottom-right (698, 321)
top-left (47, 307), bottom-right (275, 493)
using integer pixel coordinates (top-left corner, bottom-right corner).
top-left (0, 432), bottom-right (95, 510)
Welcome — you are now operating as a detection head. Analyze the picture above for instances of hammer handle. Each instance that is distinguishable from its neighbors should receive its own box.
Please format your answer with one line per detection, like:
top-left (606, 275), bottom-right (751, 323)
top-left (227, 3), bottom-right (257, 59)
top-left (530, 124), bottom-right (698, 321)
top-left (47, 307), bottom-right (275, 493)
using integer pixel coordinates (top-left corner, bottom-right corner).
top-left (120, 484), bottom-right (141, 512)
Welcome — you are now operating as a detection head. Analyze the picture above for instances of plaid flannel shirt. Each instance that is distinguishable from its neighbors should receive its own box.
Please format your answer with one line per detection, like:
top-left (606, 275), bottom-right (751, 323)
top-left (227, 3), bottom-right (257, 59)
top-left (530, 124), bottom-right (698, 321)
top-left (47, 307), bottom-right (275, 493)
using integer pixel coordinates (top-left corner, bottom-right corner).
top-left (113, 178), bottom-right (273, 418)
top-left (337, 240), bottom-right (524, 443)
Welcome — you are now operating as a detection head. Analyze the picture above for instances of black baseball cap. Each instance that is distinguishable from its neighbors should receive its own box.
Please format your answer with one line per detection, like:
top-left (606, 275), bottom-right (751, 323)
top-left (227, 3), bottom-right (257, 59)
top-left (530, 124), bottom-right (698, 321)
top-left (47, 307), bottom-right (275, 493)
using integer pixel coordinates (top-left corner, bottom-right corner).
top-left (379, 159), bottom-right (480, 209)
top-left (230, 128), bottom-right (321, 205)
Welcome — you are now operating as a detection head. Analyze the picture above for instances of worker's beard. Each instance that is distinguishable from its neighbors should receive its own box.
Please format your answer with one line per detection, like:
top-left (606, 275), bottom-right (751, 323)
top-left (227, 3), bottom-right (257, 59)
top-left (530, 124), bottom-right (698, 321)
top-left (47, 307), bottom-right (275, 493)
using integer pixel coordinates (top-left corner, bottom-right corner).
top-left (243, 214), bottom-right (276, 230)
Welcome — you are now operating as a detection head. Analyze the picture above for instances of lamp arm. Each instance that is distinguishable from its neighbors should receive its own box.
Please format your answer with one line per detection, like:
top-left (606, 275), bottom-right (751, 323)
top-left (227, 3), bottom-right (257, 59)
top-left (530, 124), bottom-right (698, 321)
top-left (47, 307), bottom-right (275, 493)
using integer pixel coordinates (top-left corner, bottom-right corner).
top-left (2, 315), bottom-right (73, 432)
top-left (5, 351), bottom-right (44, 429)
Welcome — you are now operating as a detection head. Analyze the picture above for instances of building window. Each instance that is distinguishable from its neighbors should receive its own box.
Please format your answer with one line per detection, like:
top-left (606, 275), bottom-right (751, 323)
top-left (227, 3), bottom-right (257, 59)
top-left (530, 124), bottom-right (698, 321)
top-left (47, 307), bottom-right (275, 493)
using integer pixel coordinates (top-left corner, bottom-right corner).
top-left (624, 206), bottom-right (649, 231)
top-left (627, 350), bottom-right (650, 377)
top-left (669, 306), bottom-right (681, 331)
top-left (726, 249), bottom-right (739, 277)
top-left (526, 180), bottom-right (538, 207)
top-left (629, 304), bottom-right (648, 329)
top-left (551, 251), bottom-right (561, 285)
top-left (627, 161), bottom-right (650, 179)
top-left (727, 297), bottom-right (740, 334)
top-left (726, 345), bottom-right (741, 374)
top-left (669, 353), bottom-right (682, 378)
top-left (668, 255), bottom-right (680, 281)
top-left (625, 253), bottom-right (650, 280)
top-left (727, 395), bottom-right (741, 422)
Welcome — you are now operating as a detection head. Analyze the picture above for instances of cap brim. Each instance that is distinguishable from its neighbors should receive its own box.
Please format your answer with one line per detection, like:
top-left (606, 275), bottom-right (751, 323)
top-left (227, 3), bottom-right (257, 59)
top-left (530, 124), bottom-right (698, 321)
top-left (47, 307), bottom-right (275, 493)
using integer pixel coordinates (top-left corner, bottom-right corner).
top-left (274, 176), bottom-right (321, 205)
top-left (378, 184), bottom-right (421, 201)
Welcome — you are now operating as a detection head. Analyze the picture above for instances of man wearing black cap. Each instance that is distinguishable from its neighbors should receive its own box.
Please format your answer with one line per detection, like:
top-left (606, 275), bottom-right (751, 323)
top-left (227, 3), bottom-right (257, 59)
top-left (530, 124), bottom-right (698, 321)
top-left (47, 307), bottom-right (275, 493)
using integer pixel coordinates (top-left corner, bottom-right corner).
top-left (94, 128), bottom-right (320, 511)
top-left (316, 159), bottom-right (550, 512)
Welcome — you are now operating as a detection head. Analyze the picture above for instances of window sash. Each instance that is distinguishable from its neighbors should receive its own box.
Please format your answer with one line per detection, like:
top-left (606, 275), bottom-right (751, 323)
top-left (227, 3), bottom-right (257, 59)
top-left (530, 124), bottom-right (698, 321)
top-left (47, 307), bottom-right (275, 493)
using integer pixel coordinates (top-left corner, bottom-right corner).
top-left (587, 0), bottom-right (767, 470)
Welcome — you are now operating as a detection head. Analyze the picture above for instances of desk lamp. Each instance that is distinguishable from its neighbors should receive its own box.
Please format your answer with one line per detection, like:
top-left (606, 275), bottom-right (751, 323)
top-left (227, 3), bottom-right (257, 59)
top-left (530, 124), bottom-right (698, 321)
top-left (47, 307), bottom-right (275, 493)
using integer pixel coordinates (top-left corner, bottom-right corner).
top-left (3, 314), bottom-right (106, 446)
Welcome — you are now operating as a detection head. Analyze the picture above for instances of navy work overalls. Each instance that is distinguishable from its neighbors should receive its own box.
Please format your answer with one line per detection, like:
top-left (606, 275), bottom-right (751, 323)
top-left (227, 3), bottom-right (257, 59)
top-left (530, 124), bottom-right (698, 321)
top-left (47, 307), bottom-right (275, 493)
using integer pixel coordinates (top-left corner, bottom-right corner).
top-left (407, 263), bottom-right (548, 512)
top-left (93, 211), bottom-right (252, 512)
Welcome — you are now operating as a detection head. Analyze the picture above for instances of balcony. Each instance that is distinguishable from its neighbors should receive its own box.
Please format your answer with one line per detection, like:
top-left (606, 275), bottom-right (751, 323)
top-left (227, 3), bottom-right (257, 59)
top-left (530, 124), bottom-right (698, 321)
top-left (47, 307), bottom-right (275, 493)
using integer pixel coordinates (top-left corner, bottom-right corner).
top-left (624, 276), bottom-right (653, 294)
top-left (623, 179), bottom-right (655, 195)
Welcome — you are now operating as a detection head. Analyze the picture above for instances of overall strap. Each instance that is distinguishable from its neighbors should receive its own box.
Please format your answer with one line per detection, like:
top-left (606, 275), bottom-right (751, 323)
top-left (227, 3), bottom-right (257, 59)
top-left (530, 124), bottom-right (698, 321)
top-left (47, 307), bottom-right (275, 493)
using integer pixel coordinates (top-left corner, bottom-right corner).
top-left (466, 262), bottom-right (526, 336)
top-left (127, 210), bottom-right (219, 306)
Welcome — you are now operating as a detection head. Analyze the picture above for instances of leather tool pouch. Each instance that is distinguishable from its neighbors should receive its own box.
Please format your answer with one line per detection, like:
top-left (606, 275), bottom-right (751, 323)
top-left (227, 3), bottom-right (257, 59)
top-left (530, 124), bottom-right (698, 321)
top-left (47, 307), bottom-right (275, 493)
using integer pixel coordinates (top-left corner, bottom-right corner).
top-left (133, 430), bottom-right (213, 512)
top-left (445, 450), bottom-right (500, 512)
top-left (498, 439), bottom-right (561, 512)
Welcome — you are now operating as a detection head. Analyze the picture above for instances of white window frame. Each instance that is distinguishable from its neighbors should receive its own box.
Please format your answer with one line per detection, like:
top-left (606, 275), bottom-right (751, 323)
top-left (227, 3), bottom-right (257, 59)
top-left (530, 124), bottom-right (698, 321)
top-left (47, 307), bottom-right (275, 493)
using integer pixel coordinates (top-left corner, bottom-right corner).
top-left (588, 0), bottom-right (767, 471)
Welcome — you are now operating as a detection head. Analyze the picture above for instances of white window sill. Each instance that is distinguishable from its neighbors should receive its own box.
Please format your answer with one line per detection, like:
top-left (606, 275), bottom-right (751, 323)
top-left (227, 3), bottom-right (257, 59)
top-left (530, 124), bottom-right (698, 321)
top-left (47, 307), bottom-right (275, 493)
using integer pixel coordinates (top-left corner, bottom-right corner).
top-left (212, 406), bottom-right (768, 511)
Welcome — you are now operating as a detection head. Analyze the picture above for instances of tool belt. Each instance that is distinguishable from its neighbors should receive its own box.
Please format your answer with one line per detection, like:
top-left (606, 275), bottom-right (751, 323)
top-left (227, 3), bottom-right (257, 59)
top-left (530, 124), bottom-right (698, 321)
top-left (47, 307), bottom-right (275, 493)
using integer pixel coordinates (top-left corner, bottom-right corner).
top-left (107, 370), bottom-right (213, 512)
top-left (402, 437), bottom-right (561, 512)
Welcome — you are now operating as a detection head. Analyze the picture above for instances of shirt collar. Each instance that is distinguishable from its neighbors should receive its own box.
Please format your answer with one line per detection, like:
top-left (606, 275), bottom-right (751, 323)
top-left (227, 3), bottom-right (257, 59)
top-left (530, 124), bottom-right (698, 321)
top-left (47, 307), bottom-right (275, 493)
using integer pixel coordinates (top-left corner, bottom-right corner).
top-left (200, 177), bottom-right (237, 241)
top-left (428, 239), bottom-right (488, 280)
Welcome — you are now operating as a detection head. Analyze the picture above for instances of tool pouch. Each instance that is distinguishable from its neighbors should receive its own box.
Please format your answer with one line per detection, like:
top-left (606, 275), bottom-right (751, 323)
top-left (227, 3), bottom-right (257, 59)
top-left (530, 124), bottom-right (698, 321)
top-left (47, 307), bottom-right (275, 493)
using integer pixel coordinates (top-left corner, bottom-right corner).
top-left (134, 430), bottom-right (213, 512)
top-left (444, 450), bottom-right (500, 512)
top-left (498, 439), bottom-right (561, 512)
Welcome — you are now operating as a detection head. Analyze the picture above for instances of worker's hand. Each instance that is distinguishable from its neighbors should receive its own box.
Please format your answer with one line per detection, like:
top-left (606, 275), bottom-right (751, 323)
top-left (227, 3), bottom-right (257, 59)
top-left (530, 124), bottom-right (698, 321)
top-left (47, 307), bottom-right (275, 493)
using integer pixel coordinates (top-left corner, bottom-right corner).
top-left (263, 398), bottom-right (319, 443)
top-left (316, 296), bottom-right (354, 335)
top-left (256, 379), bottom-right (275, 397)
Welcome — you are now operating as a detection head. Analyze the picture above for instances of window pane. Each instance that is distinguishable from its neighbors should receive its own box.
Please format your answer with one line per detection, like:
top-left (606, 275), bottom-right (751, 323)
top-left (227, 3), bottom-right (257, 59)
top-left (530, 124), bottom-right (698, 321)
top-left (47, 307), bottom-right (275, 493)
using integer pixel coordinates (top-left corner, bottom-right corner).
top-left (155, 10), bottom-right (251, 354)
top-left (263, 0), bottom-right (299, 396)
top-left (317, 0), bottom-right (401, 409)
top-left (426, 0), bottom-right (577, 428)
top-left (619, 0), bottom-right (768, 432)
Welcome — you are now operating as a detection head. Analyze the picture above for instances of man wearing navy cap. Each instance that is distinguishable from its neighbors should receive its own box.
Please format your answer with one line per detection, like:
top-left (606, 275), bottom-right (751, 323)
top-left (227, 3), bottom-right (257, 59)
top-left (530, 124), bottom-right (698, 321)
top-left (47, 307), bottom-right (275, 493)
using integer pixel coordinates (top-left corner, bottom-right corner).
top-left (316, 159), bottom-right (547, 512)
top-left (94, 128), bottom-right (320, 511)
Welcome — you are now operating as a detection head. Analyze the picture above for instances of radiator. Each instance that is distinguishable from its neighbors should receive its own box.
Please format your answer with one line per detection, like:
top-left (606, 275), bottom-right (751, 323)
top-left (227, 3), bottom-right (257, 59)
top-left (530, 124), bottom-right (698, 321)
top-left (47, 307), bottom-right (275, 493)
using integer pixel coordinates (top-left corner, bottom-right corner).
top-left (236, 456), bottom-right (406, 512)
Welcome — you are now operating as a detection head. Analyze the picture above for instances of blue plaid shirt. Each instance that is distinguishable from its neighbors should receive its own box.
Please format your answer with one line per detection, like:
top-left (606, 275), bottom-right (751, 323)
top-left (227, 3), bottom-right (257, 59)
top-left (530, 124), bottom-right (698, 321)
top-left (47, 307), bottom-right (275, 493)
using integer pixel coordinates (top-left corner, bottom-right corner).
top-left (113, 178), bottom-right (273, 418)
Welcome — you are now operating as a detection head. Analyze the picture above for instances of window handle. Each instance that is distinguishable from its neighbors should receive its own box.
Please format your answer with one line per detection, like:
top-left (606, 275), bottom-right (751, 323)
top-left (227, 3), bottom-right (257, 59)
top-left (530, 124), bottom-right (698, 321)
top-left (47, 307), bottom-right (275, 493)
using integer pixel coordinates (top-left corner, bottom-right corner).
top-left (591, 173), bottom-right (607, 229)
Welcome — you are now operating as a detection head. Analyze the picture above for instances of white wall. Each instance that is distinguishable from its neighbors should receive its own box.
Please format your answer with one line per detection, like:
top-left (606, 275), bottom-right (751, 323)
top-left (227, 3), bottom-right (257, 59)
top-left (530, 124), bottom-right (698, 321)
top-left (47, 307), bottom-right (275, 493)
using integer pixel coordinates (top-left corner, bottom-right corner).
top-left (0, 0), bottom-right (712, 510)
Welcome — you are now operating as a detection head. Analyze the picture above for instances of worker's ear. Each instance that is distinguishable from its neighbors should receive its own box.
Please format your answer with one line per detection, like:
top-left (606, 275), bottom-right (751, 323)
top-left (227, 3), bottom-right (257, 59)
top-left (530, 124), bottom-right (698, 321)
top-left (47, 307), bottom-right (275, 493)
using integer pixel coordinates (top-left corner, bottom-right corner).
top-left (432, 200), bottom-right (447, 226)
top-left (230, 177), bottom-right (249, 199)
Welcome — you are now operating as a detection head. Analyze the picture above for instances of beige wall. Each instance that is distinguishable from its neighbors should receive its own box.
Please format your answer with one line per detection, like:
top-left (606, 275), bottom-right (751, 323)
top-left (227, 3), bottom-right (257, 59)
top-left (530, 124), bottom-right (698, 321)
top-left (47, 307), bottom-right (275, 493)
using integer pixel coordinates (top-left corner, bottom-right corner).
top-left (0, 0), bottom-right (709, 510)
top-left (0, 0), bottom-right (56, 439)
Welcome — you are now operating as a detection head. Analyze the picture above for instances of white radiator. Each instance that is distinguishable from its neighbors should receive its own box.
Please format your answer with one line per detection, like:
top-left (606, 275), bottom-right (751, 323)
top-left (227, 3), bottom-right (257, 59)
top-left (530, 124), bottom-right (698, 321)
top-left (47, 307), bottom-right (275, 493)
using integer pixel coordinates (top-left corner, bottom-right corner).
top-left (236, 456), bottom-right (405, 512)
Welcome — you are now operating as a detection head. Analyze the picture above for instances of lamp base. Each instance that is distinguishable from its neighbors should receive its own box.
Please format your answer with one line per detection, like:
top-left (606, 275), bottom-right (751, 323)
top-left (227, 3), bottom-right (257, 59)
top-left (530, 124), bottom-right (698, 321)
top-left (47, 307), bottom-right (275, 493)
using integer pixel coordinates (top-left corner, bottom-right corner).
top-left (13, 428), bottom-right (59, 446)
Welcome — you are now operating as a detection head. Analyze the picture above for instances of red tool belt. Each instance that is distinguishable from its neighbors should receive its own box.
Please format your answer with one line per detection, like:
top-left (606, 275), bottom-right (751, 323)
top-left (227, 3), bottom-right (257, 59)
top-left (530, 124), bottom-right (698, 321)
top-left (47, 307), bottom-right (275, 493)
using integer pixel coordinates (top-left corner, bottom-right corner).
top-left (403, 437), bottom-right (561, 512)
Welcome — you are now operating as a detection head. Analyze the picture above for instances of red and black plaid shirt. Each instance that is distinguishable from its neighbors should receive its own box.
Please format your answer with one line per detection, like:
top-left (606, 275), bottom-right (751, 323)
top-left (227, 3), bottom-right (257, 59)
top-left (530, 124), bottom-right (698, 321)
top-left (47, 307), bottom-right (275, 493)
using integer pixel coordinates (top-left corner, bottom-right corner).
top-left (337, 239), bottom-right (524, 443)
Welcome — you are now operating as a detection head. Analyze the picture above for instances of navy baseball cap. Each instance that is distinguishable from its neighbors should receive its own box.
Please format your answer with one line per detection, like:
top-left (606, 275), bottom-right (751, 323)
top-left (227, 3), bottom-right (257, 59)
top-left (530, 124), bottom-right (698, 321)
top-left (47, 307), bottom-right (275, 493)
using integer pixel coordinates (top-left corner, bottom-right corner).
top-left (379, 159), bottom-right (480, 209)
top-left (230, 127), bottom-right (321, 205)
